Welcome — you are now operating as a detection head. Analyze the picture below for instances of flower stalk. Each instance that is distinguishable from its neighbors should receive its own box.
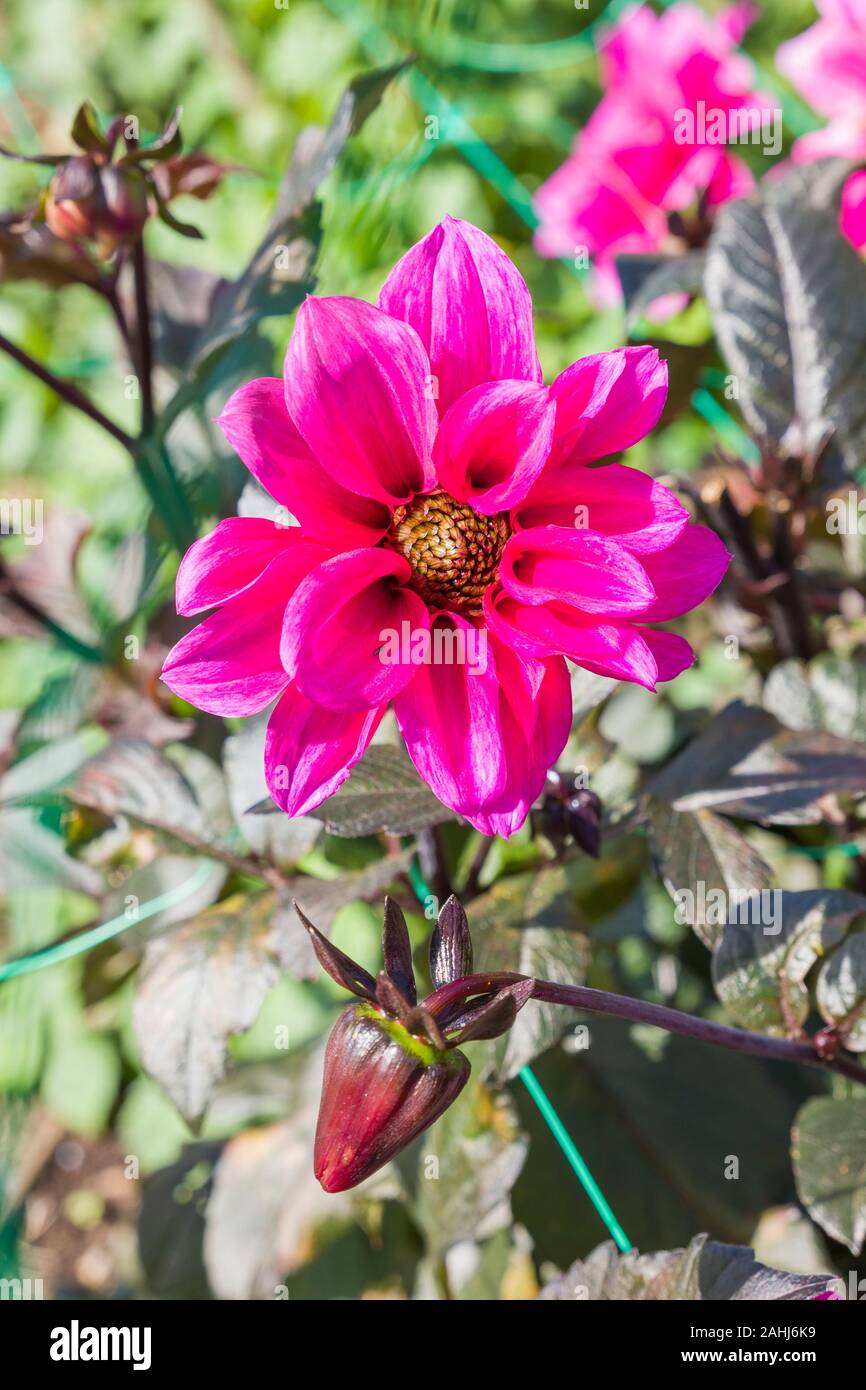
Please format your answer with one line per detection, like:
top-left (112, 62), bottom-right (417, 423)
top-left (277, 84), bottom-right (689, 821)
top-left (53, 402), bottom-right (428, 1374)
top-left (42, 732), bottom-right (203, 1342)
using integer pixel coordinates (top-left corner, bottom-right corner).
top-left (424, 972), bottom-right (866, 1089)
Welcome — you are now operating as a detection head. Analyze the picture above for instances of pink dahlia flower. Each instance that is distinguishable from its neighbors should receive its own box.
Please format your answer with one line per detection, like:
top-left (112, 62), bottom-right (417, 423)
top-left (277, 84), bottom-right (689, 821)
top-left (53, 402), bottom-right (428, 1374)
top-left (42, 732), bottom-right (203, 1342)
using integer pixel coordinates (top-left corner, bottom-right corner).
top-left (776, 0), bottom-right (866, 249)
top-left (161, 218), bottom-right (730, 837)
top-left (534, 3), bottom-right (769, 300)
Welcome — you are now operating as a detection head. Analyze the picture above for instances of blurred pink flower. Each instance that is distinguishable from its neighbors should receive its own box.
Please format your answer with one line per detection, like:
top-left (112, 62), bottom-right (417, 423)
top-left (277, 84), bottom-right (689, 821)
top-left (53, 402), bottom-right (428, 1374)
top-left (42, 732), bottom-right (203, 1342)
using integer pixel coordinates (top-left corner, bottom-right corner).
top-left (161, 218), bottom-right (729, 836)
top-left (776, 0), bottom-right (866, 249)
top-left (534, 3), bottom-right (770, 300)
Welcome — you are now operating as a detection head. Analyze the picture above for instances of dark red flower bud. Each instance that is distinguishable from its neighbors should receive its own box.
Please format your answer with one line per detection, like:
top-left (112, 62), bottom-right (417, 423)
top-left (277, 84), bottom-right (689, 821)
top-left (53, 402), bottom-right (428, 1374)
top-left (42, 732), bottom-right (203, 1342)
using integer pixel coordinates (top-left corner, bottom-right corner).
top-left (314, 1003), bottom-right (470, 1193)
top-left (296, 895), bottom-right (534, 1193)
top-left (538, 772), bottom-right (602, 857)
top-left (44, 156), bottom-right (149, 258)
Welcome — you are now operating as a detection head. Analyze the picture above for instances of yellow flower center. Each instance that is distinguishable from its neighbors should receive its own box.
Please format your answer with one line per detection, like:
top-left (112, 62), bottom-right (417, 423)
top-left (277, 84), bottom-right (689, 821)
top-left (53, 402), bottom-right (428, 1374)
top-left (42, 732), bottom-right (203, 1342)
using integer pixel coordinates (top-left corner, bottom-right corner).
top-left (385, 490), bottom-right (510, 617)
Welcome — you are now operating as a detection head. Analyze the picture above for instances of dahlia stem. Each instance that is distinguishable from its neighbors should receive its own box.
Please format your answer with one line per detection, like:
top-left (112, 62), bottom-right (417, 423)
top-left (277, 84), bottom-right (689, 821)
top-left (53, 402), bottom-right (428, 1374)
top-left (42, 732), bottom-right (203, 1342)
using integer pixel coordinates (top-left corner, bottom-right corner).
top-left (417, 826), bottom-right (452, 903)
top-left (0, 329), bottom-right (135, 449)
top-left (424, 971), bottom-right (866, 1088)
top-left (131, 236), bottom-right (155, 435)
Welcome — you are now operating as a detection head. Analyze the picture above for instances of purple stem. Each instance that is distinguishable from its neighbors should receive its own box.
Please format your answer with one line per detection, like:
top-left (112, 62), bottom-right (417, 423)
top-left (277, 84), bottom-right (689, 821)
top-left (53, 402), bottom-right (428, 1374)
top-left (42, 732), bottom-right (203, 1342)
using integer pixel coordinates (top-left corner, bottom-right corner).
top-left (424, 972), bottom-right (866, 1087)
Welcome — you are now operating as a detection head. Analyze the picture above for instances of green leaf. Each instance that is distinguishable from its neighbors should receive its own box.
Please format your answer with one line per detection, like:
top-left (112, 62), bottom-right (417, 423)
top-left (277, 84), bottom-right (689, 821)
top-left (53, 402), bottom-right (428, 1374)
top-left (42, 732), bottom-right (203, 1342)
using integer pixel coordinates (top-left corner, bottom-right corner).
top-left (705, 159), bottom-right (866, 482)
top-left (647, 799), bottom-right (773, 950)
top-left (64, 738), bottom-right (224, 854)
top-left (306, 745), bottom-right (456, 838)
top-left (0, 728), bottom-right (107, 806)
top-left (712, 889), bottom-right (866, 1035)
top-left (132, 893), bottom-right (281, 1121)
top-left (792, 1096), bottom-right (866, 1254)
top-left (764, 654), bottom-right (866, 740)
top-left (41, 1030), bottom-right (121, 1137)
top-left (0, 809), bottom-right (103, 896)
top-left (816, 931), bottom-right (866, 1050)
top-left (539, 1233), bottom-right (843, 1300)
top-left (647, 699), bottom-right (866, 824)
top-left (466, 866), bottom-right (591, 1080)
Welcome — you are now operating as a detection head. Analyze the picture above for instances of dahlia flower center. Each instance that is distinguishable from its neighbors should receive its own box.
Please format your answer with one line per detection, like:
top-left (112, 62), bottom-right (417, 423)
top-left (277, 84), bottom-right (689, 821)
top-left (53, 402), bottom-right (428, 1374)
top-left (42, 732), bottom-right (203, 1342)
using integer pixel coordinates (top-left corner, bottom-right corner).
top-left (384, 490), bottom-right (510, 616)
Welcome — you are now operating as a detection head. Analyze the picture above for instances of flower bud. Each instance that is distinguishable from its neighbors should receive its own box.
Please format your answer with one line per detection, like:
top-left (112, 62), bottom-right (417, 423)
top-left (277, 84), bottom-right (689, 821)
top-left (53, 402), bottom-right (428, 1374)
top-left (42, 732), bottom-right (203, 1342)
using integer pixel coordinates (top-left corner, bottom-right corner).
top-left (45, 156), bottom-right (149, 257)
top-left (314, 1003), bottom-right (470, 1193)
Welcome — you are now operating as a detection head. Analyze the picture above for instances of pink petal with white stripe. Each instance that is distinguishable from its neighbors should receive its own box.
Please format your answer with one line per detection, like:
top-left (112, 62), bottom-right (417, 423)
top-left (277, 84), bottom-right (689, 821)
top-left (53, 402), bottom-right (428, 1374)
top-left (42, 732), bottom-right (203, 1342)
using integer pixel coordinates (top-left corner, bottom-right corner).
top-left (284, 297), bottom-right (436, 506)
top-left (378, 217), bottom-right (542, 416)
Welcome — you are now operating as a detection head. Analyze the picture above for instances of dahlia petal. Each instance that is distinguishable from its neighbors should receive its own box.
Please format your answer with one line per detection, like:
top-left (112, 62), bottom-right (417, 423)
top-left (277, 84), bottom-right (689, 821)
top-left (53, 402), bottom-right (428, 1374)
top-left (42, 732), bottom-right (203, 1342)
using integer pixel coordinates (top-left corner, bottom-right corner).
top-left (533, 148), bottom-right (666, 263)
top-left (394, 612), bottom-right (506, 814)
top-left (434, 379), bottom-right (556, 513)
top-left (378, 216), bottom-right (542, 416)
top-left (217, 378), bottom-right (389, 547)
top-left (777, 18), bottom-right (866, 123)
top-left (264, 683), bottom-right (385, 817)
top-left (514, 461), bottom-right (689, 553)
top-left (176, 517), bottom-right (299, 616)
top-left (161, 543), bottom-right (326, 716)
top-left (485, 589), bottom-right (660, 690)
top-left (548, 347), bottom-right (668, 469)
top-left (281, 547), bottom-right (430, 711)
top-left (500, 525), bottom-right (656, 615)
top-left (640, 628), bottom-right (695, 682)
top-left (469, 642), bottom-right (572, 838)
top-left (638, 525), bottom-right (731, 621)
top-left (842, 169), bottom-right (866, 251)
top-left (283, 297), bottom-right (437, 505)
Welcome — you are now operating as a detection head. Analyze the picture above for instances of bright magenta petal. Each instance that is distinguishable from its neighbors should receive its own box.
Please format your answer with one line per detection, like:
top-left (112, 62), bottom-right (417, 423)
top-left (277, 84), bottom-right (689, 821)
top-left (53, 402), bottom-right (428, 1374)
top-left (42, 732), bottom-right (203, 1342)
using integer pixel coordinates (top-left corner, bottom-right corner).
top-left (394, 612), bottom-right (507, 815)
top-left (176, 517), bottom-right (300, 616)
top-left (378, 216), bottom-right (542, 416)
top-left (217, 378), bottom-right (389, 547)
top-left (777, 14), bottom-right (866, 123)
top-left (514, 461), bottom-right (689, 553)
top-left (500, 525), bottom-right (656, 615)
top-left (264, 684), bottom-right (385, 817)
top-left (548, 347), bottom-right (668, 468)
top-left (470, 641), bottom-right (572, 837)
top-left (842, 169), bottom-right (866, 251)
top-left (281, 547), bottom-right (430, 711)
top-left (283, 297), bottom-right (437, 506)
top-left (434, 379), bottom-right (556, 513)
top-left (161, 544), bottom-right (326, 717)
top-left (638, 525), bottom-right (731, 621)
top-left (485, 589), bottom-right (660, 689)
top-left (640, 628), bottom-right (695, 682)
